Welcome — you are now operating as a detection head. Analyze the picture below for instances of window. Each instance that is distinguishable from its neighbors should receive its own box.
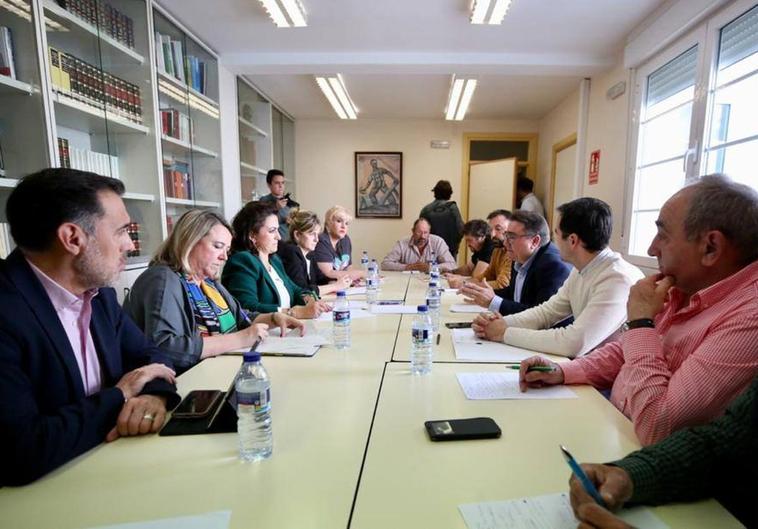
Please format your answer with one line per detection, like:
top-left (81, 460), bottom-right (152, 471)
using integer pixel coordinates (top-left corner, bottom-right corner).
top-left (626, 1), bottom-right (758, 263)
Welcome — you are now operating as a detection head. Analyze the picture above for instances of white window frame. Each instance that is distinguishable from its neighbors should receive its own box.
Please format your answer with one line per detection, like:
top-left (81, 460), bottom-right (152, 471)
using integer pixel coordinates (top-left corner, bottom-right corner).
top-left (623, 0), bottom-right (758, 269)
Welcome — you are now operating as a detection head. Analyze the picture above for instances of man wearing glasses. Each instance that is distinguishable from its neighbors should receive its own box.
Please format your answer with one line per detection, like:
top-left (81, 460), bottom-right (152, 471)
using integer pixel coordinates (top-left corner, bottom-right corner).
top-left (472, 198), bottom-right (643, 358)
top-left (460, 210), bottom-right (570, 317)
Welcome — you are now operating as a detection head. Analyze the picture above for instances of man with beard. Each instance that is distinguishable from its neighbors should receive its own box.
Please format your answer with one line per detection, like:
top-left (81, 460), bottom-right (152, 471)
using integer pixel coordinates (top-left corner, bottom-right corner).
top-left (0, 169), bottom-right (180, 486)
top-left (381, 217), bottom-right (456, 272)
top-left (447, 209), bottom-right (513, 289)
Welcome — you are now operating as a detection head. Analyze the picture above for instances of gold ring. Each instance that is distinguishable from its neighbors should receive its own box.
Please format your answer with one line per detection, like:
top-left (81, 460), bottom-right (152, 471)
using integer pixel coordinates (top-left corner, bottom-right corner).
top-left (143, 413), bottom-right (155, 421)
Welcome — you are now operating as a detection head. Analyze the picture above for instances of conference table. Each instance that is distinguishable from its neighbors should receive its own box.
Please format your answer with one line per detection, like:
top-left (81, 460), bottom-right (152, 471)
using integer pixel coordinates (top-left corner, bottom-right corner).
top-left (0, 272), bottom-right (743, 529)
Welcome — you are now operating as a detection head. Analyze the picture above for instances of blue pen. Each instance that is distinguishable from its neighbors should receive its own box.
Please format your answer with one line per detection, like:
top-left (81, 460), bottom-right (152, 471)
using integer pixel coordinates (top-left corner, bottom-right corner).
top-left (560, 445), bottom-right (607, 508)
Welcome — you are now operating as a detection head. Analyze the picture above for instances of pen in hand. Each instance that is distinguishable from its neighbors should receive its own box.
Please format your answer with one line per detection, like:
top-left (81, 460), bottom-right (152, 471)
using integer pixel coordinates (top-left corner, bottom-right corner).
top-left (560, 445), bottom-right (607, 508)
top-left (506, 365), bottom-right (555, 373)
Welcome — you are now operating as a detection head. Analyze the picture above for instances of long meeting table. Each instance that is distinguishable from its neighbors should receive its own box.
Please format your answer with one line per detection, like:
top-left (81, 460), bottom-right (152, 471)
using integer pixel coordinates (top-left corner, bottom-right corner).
top-left (0, 271), bottom-right (744, 528)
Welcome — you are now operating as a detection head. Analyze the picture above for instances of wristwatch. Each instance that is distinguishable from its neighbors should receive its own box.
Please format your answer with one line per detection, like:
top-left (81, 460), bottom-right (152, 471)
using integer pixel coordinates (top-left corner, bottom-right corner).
top-left (621, 318), bottom-right (655, 332)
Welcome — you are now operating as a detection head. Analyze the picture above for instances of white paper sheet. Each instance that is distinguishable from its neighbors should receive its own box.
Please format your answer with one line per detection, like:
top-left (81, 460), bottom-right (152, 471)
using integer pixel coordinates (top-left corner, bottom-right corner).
top-left (315, 309), bottom-right (375, 322)
top-left (449, 303), bottom-right (488, 313)
top-left (456, 371), bottom-right (577, 400)
top-left (442, 288), bottom-right (461, 294)
top-left (369, 304), bottom-right (420, 314)
top-left (345, 286), bottom-right (367, 295)
top-left (85, 511), bottom-right (232, 529)
top-left (348, 300), bottom-right (369, 310)
top-left (451, 329), bottom-right (536, 362)
top-left (459, 493), bottom-right (668, 529)
top-left (401, 270), bottom-right (421, 274)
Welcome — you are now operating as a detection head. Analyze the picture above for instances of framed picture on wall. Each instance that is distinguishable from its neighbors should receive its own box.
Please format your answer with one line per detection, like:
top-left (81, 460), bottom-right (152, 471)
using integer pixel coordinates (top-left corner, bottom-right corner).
top-left (355, 152), bottom-right (402, 218)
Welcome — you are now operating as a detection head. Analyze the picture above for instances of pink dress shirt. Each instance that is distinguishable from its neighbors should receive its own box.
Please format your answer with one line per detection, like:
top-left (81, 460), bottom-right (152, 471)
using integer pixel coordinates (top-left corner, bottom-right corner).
top-left (562, 260), bottom-right (758, 445)
top-left (28, 260), bottom-right (103, 396)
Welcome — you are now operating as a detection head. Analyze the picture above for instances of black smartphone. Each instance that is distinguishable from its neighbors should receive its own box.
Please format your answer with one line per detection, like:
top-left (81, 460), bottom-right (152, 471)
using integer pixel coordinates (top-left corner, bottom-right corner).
top-left (172, 390), bottom-right (223, 419)
top-left (424, 417), bottom-right (501, 441)
top-left (445, 321), bottom-right (472, 329)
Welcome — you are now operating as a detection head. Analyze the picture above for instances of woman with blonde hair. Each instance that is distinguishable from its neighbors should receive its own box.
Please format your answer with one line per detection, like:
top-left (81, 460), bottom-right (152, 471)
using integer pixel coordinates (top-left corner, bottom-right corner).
top-left (124, 209), bottom-right (303, 373)
top-left (278, 210), bottom-right (351, 295)
top-left (312, 205), bottom-right (365, 282)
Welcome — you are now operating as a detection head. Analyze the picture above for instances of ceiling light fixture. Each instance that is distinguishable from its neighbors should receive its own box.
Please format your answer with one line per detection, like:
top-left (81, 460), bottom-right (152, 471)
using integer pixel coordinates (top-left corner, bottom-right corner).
top-left (470, 0), bottom-right (513, 25)
top-left (315, 75), bottom-right (357, 119)
top-left (258, 0), bottom-right (307, 28)
top-left (445, 76), bottom-right (477, 121)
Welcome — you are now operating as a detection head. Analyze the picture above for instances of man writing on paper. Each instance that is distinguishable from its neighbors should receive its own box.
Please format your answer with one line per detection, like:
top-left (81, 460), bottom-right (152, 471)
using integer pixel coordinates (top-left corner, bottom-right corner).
top-left (381, 217), bottom-right (456, 272)
top-left (472, 198), bottom-right (643, 358)
top-left (519, 175), bottom-right (758, 445)
top-left (0, 169), bottom-right (180, 485)
top-left (458, 210), bottom-right (570, 316)
top-left (569, 377), bottom-right (757, 528)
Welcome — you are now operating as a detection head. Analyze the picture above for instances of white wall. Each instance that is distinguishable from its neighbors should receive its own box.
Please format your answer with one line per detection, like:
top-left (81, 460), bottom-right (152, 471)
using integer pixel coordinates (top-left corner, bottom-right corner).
top-left (536, 87), bottom-right (580, 213)
top-left (294, 118), bottom-right (539, 261)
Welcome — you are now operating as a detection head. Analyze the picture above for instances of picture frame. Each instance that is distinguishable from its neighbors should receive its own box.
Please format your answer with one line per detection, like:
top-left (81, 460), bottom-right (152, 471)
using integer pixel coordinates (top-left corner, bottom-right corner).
top-left (355, 151), bottom-right (402, 218)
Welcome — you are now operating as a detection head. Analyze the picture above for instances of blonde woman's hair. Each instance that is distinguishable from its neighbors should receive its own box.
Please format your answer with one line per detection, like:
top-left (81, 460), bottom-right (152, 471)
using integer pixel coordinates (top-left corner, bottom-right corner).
top-left (324, 205), bottom-right (353, 235)
top-left (288, 209), bottom-right (321, 242)
top-left (152, 210), bottom-right (232, 274)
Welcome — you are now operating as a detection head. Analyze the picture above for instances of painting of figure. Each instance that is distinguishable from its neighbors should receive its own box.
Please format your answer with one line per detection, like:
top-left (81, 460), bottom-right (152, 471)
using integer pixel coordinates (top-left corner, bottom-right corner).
top-left (355, 152), bottom-right (402, 218)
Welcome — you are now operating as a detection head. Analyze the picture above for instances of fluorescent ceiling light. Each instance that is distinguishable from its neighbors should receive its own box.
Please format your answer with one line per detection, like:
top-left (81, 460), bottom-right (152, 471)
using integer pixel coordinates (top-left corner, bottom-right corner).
top-left (316, 75), bottom-right (357, 120)
top-left (470, 0), bottom-right (512, 25)
top-left (259, 0), bottom-right (307, 27)
top-left (445, 76), bottom-right (477, 121)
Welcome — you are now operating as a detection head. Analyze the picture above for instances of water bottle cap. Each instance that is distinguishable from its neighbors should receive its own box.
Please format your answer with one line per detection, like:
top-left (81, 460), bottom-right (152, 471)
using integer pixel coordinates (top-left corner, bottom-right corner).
top-left (337, 290), bottom-right (347, 297)
top-left (243, 352), bottom-right (261, 362)
top-left (417, 305), bottom-right (428, 312)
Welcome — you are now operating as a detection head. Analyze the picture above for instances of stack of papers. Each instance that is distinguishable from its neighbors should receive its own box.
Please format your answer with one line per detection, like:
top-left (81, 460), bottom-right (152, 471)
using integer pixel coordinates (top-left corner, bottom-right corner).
top-left (459, 493), bottom-right (668, 529)
top-left (451, 329), bottom-right (536, 362)
top-left (449, 304), bottom-right (488, 313)
top-left (456, 371), bottom-right (577, 400)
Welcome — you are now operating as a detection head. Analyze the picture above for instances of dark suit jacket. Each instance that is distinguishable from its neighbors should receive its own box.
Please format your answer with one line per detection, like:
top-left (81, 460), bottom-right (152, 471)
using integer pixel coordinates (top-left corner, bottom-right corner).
top-left (496, 242), bottom-right (571, 316)
top-left (0, 249), bottom-right (180, 486)
top-left (276, 241), bottom-right (321, 294)
top-left (222, 250), bottom-right (311, 314)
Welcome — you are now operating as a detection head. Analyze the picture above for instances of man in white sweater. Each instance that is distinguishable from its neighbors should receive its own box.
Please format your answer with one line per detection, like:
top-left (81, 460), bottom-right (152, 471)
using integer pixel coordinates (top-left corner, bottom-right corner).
top-left (472, 197), bottom-right (643, 357)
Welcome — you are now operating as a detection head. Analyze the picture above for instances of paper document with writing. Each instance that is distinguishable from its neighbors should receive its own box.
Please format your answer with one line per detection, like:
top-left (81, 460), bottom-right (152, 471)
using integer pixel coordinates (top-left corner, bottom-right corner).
top-left (459, 493), bottom-right (668, 529)
top-left (451, 329), bottom-right (535, 362)
top-left (449, 303), bottom-right (487, 313)
top-left (456, 371), bottom-right (577, 400)
top-left (84, 510), bottom-right (232, 529)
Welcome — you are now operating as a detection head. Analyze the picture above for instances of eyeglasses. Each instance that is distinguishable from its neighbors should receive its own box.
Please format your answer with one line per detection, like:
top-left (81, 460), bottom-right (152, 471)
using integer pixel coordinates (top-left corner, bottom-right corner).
top-left (503, 232), bottom-right (534, 241)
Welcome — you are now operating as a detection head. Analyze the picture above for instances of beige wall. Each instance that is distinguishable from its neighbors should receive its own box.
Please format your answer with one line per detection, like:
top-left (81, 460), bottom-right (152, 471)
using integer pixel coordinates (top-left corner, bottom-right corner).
top-left (294, 118), bottom-right (539, 261)
top-left (536, 87), bottom-right (580, 217)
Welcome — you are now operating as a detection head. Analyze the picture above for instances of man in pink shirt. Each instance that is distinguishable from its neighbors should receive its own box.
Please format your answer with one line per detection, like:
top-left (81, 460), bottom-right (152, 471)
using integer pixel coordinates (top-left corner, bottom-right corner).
top-left (519, 174), bottom-right (758, 445)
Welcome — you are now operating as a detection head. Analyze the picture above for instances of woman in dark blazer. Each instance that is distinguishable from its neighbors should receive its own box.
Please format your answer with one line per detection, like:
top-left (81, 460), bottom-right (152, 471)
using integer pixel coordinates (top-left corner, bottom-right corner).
top-left (222, 202), bottom-right (332, 318)
top-left (278, 210), bottom-right (351, 296)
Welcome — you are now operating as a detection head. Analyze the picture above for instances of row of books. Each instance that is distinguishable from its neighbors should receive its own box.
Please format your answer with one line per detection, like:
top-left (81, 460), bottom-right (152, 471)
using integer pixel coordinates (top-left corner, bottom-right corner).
top-left (154, 31), bottom-right (207, 95)
top-left (0, 26), bottom-right (16, 79)
top-left (163, 156), bottom-right (193, 200)
top-left (126, 222), bottom-right (141, 257)
top-left (55, 0), bottom-right (135, 50)
top-left (160, 108), bottom-right (193, 143)
top-left (49, 47), bottom-right (143, 124)
top-left (0, 223), bottom-right (14, 260)
top-left (58, 137), bottom-right (120, 179)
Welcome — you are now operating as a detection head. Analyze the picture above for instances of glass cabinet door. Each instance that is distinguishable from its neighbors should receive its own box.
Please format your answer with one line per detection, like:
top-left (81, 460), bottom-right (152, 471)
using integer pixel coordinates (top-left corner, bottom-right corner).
top-left (238, 77), bottom-right (271, 206)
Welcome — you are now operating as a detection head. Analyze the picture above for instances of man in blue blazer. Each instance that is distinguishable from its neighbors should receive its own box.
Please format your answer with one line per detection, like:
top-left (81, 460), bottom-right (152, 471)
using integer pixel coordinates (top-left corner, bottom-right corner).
top-left (461, 210), bottom-right (571, 316)
top-left (0, 169), bottom-right (180, 486)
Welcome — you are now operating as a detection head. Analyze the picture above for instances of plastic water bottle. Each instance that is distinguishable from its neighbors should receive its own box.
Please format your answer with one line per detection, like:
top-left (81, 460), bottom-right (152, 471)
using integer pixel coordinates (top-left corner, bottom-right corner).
top-left (410, 305), bottom-right (433, 375)
top-left (426, 279), bottom-right (441, 333)
top-left (236, 352), bottom-right (272, 461)
top-left (429, 250), bottom-right (440, 278)
top-left (366, 259), bottom-right (379, 304)
top-left (360, 250), bottom-right (369, 272)
top-left (333, 290), bottom-right (351, 349)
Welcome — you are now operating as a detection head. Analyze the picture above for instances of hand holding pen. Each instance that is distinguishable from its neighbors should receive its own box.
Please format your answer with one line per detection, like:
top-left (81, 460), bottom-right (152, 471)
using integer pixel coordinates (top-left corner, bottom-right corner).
top-left (565, 455), bottom-right (634, 525)
top-left (517, 356), bottom-right (564, 392)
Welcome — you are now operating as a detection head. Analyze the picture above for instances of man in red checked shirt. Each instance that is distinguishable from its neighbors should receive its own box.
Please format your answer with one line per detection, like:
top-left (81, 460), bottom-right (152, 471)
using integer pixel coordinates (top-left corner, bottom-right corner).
top-left (516, 174), bottom-right (758, 445)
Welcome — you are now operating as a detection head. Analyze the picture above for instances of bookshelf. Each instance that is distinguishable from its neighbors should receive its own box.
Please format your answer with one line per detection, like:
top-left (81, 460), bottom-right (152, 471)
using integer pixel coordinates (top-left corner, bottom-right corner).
top-left (153, 5), bottom-right (222, 231)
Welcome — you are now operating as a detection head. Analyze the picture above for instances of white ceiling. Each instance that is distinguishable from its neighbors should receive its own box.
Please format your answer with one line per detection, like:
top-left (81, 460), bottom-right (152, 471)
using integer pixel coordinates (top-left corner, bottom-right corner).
top-left (158, 0), bottom-right (666, 120)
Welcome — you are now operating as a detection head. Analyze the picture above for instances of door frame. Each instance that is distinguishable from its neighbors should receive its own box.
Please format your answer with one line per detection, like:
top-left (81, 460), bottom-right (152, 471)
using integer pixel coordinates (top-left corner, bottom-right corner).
top-left (548, 133), bottom-right (577, 228)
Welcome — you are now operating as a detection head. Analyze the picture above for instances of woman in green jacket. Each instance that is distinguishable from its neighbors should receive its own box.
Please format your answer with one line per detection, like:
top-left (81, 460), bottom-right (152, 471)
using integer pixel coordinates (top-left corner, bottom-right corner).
top-left (222, 201), bottom-right (332, 319)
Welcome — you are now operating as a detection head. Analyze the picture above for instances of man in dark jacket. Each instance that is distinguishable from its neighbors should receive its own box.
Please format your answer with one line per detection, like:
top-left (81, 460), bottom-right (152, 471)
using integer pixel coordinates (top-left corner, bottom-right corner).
top-left (460, 210), bottom-right (570, 316)
top-left (0, 169), bottom-right (180, 486)
top-left (419, 180), bottom-right (464, 259)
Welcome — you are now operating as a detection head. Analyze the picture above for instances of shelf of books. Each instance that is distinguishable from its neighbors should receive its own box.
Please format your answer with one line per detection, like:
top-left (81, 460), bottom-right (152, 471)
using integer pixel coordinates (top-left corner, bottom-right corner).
top-left (42, 0), bottom-right (163, 265)
top-left (0, 0), bottom-right (51, 198)
top-left (153, 5), bottom-right (222, 232)
top-left (237, 77), bottom-right (272, 205)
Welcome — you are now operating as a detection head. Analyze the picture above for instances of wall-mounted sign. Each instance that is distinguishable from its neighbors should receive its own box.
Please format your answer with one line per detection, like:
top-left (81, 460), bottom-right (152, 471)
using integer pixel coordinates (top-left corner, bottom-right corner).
top-left (588, 150), bottom-right (600, 185)
top-left (430, 140), bottom-right (451, 149)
